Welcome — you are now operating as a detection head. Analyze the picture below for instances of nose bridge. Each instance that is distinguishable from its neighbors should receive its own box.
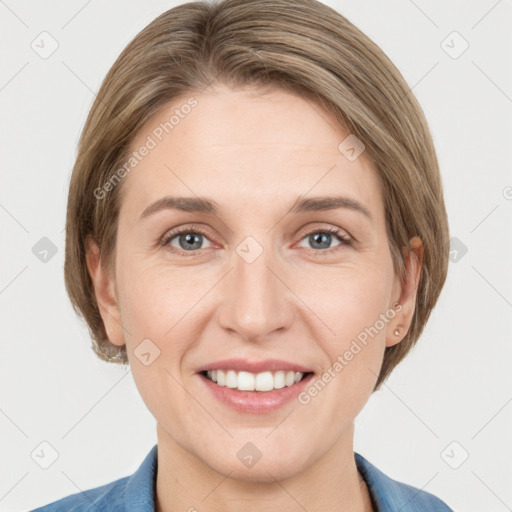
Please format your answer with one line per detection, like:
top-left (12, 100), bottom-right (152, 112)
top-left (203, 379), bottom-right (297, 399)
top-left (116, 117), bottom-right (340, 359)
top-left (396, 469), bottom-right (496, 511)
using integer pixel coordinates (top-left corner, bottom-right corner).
top-left (218, 234), bottom-right (293, 341)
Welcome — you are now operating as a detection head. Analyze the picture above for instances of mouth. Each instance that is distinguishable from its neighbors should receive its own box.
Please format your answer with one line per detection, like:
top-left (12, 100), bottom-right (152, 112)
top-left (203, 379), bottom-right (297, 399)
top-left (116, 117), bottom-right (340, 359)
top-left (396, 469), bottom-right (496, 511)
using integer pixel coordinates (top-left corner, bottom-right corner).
top-left (196, 359), bottom-right (316, 413)
top-left (200, 369), bottom-right (315, 392)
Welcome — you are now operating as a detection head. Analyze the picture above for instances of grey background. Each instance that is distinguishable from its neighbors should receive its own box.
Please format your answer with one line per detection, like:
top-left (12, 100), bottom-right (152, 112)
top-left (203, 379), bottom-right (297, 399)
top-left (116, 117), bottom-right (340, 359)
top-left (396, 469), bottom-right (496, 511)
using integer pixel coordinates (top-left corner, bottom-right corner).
top-left (1, 1), bottom-right (511, 510)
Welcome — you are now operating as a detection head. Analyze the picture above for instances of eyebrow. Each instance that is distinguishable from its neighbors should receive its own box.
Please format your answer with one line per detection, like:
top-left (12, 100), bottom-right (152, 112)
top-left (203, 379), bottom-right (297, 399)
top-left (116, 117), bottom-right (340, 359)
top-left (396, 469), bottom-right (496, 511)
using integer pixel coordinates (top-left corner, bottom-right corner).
top-left (139, 195), bottom-right (372, 221)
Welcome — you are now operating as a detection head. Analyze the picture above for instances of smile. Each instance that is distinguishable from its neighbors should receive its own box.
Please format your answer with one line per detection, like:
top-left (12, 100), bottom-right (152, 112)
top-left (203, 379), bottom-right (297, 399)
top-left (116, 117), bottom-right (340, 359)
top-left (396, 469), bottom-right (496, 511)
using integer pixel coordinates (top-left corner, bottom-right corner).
top-left (202, 369), bottom-right (311, 392)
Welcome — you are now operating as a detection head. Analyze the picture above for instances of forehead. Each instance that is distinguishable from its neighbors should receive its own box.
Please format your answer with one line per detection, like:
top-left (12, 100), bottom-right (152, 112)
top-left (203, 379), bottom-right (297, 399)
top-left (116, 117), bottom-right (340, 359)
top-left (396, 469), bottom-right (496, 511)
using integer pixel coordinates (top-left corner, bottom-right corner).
top-left (119, 85), bottom-right (384, 223)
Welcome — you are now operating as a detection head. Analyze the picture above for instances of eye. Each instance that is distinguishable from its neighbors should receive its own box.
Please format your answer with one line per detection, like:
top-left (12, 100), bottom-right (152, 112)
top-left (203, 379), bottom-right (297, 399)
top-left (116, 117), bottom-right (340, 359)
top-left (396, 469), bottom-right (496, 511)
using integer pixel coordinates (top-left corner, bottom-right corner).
top-left (160, 224), bottom-right (352, 257)
top-left (297, 226), bottom-right (352, 253)
top-left (161, 226), bottom-right (213, 256)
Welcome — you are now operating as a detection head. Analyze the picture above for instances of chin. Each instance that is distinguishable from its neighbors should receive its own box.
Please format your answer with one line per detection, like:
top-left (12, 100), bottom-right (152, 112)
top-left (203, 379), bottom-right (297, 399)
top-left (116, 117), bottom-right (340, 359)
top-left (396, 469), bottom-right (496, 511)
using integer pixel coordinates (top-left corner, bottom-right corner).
top-left (199, 441), bottom-right (313, 483)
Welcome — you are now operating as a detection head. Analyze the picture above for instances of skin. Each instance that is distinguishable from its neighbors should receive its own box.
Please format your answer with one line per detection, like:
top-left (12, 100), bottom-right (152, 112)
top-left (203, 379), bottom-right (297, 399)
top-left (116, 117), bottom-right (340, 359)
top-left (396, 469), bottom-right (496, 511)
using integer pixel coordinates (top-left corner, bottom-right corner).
top-left (87, 84), bottom-right (423, 512)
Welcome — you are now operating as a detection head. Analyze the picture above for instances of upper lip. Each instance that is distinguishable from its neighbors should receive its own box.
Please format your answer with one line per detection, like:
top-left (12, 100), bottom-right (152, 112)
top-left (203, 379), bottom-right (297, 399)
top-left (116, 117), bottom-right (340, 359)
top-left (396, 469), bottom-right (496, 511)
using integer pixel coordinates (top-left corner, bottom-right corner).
top-left (196, 358), bottom-right (313, 374)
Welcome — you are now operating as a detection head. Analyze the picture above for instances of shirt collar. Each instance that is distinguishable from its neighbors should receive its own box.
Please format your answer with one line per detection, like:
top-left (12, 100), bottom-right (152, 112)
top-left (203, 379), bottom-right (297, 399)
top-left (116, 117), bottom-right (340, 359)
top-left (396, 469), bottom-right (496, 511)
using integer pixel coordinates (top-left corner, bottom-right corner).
top-left (355, 451), bottom-right (443, 511)
top-left (125, 444), bottom-right (158, 512)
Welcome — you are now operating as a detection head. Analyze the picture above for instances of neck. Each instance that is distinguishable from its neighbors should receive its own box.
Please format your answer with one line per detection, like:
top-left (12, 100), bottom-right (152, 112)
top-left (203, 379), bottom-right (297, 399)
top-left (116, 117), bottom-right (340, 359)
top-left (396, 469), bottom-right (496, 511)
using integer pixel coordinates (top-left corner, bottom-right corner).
top-left (155, 422), bottom-right (371, 512)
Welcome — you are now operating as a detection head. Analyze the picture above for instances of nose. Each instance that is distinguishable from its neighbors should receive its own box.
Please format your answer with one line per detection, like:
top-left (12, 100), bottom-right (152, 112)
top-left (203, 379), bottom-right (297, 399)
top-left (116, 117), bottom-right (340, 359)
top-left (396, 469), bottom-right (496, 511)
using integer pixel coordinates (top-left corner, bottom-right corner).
top-left (216, 239), bottom-right (295, 343)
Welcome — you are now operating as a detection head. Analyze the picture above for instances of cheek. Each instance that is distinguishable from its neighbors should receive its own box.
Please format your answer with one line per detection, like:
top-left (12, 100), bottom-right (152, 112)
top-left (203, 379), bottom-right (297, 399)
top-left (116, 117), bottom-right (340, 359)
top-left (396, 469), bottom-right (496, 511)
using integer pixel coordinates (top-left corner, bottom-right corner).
top-left (294, 260), bottom-right (393, 399)
top-left (115, 255), bottom-right (212, 384)
top-left (115, 260), bottom-right (194, 424)
top-left (296, 275), bottom-right (391, 428)
top-left (294, 259), bottom-right (394, 343)
top-left (116, 254), bottom-right (189, 339)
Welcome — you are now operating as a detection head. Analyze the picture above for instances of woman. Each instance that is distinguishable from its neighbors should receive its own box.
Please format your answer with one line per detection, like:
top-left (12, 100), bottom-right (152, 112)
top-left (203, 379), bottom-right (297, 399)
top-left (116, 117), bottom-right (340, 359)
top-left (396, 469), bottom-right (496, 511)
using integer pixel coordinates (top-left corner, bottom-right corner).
top-left (33, 0), bottom-right (452, 510)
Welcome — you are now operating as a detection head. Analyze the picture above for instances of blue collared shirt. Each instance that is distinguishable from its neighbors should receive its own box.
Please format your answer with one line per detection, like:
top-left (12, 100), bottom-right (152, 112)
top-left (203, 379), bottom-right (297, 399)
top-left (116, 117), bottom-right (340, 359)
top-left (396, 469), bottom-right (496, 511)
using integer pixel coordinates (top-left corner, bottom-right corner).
top-left (31, 444), bottom-right (453, 511)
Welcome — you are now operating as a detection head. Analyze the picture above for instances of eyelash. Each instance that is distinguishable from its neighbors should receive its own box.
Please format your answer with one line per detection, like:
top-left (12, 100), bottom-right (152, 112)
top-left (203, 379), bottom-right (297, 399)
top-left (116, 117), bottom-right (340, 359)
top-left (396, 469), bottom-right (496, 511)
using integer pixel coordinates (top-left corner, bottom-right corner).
top-left (160, 224), bottom-right (352, 257)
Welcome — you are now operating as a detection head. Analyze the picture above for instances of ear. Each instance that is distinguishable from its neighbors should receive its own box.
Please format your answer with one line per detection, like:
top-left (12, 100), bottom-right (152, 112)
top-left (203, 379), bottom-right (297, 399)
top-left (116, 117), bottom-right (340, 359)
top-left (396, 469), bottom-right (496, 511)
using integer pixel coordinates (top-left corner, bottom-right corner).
top-left (386, 236), bottom-right (424, 348)
top-left (85, 237), bottom-right (125, 347)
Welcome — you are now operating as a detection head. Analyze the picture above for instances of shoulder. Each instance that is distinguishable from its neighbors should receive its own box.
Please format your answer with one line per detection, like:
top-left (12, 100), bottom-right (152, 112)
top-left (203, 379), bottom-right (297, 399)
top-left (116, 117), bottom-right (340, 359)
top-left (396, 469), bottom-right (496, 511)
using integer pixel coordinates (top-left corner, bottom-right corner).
top-left (355, 452), bottom-right (453, 512)
top-left (30, 445), bottom-right (158, 512)
top-left (29, 476), bottom-right (129, 512)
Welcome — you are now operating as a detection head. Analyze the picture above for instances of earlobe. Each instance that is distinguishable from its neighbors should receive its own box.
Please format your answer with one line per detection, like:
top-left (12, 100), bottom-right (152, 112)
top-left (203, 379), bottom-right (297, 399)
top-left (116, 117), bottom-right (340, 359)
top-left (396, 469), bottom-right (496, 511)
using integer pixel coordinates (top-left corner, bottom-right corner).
top-left (85, 237), bottom-right (125, 347)
top-left (386, 236), bottom-right (424, 348)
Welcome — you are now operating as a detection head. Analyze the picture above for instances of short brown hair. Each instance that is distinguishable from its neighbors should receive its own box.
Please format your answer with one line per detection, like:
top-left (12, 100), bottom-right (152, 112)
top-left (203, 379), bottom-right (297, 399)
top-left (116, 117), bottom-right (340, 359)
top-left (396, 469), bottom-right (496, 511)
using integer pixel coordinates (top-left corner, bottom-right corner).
top-left (64, 0), bottom-right (450, 391)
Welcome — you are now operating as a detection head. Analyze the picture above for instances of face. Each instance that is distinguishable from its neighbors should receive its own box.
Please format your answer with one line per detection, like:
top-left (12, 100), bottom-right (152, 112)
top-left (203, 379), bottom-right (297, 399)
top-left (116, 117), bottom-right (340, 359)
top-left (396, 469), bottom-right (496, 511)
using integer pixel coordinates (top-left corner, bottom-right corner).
top-left (88, 84), bottom-right (421, 482)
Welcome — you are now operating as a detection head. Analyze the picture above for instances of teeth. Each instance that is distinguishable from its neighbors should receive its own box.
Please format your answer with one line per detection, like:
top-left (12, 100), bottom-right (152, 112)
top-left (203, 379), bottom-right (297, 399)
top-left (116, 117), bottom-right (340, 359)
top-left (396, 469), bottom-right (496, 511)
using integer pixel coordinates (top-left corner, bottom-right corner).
top-left (205, 369), bottom-right (306, 392)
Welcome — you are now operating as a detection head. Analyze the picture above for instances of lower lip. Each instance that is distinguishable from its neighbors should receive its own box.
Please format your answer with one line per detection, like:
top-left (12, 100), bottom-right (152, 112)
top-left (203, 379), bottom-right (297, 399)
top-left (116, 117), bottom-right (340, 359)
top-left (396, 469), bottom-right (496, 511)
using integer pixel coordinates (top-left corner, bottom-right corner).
top-left (198, 372), bottom-right (314, 414)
